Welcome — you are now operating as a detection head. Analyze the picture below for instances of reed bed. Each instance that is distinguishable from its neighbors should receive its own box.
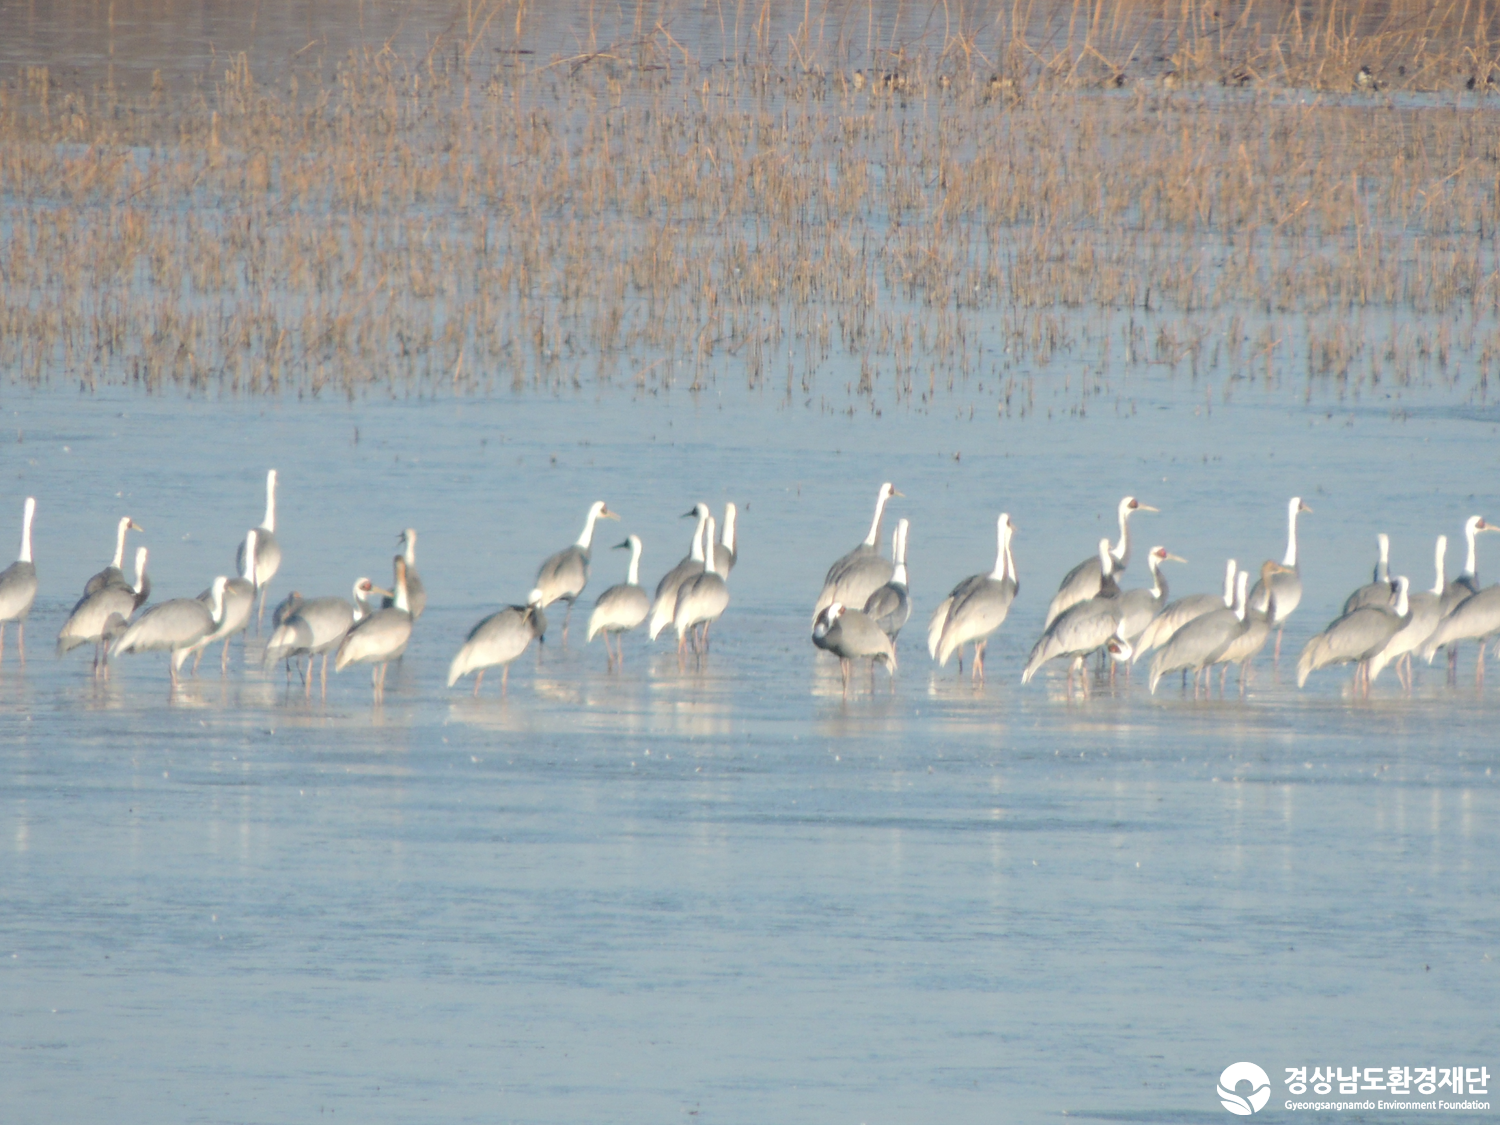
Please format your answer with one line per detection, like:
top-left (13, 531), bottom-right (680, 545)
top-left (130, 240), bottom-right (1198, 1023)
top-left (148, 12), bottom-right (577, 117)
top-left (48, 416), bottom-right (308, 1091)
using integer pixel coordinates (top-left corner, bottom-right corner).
top-left (0, 0), bottom-right (1497, 408)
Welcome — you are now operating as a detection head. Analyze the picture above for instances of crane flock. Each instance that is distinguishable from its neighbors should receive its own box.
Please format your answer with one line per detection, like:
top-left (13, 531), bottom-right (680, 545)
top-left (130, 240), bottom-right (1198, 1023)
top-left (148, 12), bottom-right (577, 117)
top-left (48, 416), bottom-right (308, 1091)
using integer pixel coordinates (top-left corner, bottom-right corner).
top-left (0, 474), bottom-right (1497, 703)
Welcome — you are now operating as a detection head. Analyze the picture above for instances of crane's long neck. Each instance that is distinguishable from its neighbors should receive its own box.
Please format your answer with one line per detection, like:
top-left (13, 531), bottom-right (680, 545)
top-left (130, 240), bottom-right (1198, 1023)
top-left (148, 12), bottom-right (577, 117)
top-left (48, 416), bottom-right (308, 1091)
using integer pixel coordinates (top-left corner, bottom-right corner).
top-left (1431, 536), bottom-right (1447, 596)
top-left (1283, 500), bottom-right (1301, 568)
top-left (577, 507), bottom-right (600, 549)
top-left (211, 578), bottom-right (227, 624)
top-left (112, 517), bottom-right (129, 568)
top-left (864, 490), bottom-right (889, 548)
top-left (241, 530), bottom-right (258, 584)
top-left (627, 539), bottom-right (642, 586)
top-left (689, 509), bottom-right (708, 562)
top-left (1464, 520), bottom-right (1479, 580)
top-left (133, 548), bottom-right (148, 592)
top-left (1151, 555), bottom-right (1167, 601)
top-left (702, 518), bottom-right (718, 577)
top-left (721, 505), bottom-right (737, 554)
top-left (1222, 560), bottom-right (1237, 606)
top-left (1393, 577), bottom-right (1409, 617)
top-left (1111, 502), bottom-right (1132, 565)
top-left (19, 499), bottom-right (34, 564)
top-left (990, 519), bottom-right (1009, 580)
top-left (395, 560), bottom-right (410, 613)
top-left (1233, 571), bottom-right (1249, 620)
top-left (1375, 534), bottom-right (1390, 583)
top-left (262, 473), bottom-right (277, 532)
top-left (891, 521), bottom-right (908, 586)
top-left (1096, 538), bottom-right (1114, 590)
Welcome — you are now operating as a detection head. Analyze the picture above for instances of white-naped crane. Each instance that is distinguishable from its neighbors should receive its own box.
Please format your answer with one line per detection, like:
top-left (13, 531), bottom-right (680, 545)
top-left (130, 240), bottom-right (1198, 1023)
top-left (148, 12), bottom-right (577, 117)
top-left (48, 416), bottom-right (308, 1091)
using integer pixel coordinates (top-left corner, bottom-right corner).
top-left (533, 500), bottom-right (618, 644)
top-left (863, 518), bottom-right (911, 641)
top-left (588, 535), bottom-right (650, 670)
top-left (59, 545), bottom-right (149, 673)
top-left (82, 515), bottom-right (143, 597)
top-left (447, 594), bottom-right (547, 695)
top-left (1043, 496), bottom-right (1156, 630)
top-left (1023, 538), bottom-right (1128, 696)
top-left (1132, 558), bottom-right (1237, 664)
top-left (264, 577), bottom-right (385, 697)
top-left (930, 513), bottom-right (1017, 683)
top-left (335, 557), bottom-right (413, 701)
top-left (813, 602), bottom-right (896, 695)
top-left (673, 516), bottom-right (729, 661)
top-left (1342, 533), bottom-right (1396, 613)
top-left (812, 482), bottom-right (901, 623)
top-left (0, 497), bottom-right (38, 664)
top-left (1149, 567), bottom-right (1250, 697)
top-left (112, 576), bottom-right (227, 688)
top-left (236, 469), bottom-right (282, 632)
top-left (1299, 576), bottom-right (1411, 696)
top-left (1246, 496), bottom-right (1311, 661)
top-left (647, 503), bottom-right (711, 641)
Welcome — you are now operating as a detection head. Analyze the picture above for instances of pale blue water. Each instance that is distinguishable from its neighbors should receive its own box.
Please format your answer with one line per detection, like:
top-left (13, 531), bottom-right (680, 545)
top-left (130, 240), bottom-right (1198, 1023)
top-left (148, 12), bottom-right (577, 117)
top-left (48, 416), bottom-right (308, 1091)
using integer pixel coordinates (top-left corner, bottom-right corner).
top-left (1, 382), bottom-right (1497, 1123)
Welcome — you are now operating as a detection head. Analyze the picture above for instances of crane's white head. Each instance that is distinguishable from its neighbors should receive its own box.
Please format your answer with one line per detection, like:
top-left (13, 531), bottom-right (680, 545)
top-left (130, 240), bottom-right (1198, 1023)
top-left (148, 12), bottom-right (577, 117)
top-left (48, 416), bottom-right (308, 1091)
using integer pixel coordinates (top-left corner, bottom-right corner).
top-left (1292, 496), bottom-right (1312, 515)
top-left (352, 577), bottom-right (386, 614)
top-left (577, 501), bottom-right (619, 547)
top-left (813, 602), bottom-right (845, 640)
top-left (1150, 545), bottom-right (1187, 567)
top-left (527, 588), bottom-right (546, 607)
top-left (1105, 636), bottom-right (1133, 663)
top-left (399, 528), bottom-right (418, 565)
top-left (1121, 496), bottom-right (1158, 517)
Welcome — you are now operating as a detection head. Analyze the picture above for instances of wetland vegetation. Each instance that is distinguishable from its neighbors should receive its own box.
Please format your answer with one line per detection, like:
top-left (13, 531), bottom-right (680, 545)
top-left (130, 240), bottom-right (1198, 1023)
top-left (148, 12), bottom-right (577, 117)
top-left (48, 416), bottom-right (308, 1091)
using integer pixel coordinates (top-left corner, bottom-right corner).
top-left (0, 0), bottom-right (1497, 414)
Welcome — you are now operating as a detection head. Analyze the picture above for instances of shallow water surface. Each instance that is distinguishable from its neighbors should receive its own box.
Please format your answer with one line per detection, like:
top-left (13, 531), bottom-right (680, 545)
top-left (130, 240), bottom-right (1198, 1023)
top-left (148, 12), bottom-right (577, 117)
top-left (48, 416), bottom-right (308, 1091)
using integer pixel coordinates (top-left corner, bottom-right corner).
top-left (2, 383), bottom-right (1498, 1123)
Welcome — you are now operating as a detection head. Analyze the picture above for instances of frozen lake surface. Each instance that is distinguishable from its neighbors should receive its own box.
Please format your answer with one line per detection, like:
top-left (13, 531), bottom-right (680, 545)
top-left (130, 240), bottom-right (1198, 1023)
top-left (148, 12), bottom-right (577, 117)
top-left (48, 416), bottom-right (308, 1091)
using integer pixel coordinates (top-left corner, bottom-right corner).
top-left (2, 381), bottom-right (1498, 1122)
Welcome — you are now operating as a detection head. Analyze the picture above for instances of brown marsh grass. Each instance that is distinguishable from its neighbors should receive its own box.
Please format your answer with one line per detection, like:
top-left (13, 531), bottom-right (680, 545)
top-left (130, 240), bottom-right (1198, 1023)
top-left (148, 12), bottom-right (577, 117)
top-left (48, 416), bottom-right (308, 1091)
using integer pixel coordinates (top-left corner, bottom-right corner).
top-left (0, 0), bottom-right (1497, 411)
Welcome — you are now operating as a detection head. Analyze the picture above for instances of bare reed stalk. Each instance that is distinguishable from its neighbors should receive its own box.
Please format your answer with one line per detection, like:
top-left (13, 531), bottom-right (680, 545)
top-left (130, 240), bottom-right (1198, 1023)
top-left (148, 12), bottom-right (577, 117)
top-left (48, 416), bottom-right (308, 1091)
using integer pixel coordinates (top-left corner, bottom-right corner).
top-left (0, 0), bottom-right (1494, 411)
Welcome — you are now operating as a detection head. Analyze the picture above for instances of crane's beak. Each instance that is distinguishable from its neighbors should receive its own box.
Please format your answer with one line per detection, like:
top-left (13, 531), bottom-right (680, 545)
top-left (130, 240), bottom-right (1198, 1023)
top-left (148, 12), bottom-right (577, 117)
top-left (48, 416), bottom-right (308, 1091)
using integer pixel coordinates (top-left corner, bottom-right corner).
top-left (1136, 503), bottom-right (1160, 513)
top-left (1479, 519), bottom-right (1498, 532)
top-left (368, 586), bottom-right (394, 600)
top-left (680, 508), bottom-right (698, 518)
top-left (601, 506), bottom-right (621, 521)
top-left (613, 539), bottom-right (630, 550)
top-left (1165, 553), bottom-right (1187, 563)
top-left (130, 519), bottom-right (145, 531)
top-left (1299, 501), bottom-right (1313, 513)
top-left (891, 488), bottom-right (905, 498)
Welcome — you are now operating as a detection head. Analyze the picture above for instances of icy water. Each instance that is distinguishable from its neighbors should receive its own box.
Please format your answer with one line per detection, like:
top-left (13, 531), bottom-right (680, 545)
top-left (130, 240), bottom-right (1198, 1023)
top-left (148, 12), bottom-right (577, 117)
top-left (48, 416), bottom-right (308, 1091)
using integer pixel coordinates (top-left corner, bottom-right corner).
top-left (2, 380), bottom-right (1498, 1123)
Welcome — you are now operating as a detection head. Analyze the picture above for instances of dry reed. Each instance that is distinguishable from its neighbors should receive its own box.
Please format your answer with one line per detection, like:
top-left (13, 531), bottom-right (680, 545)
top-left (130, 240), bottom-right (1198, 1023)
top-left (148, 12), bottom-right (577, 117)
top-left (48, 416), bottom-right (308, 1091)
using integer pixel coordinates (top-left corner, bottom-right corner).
top-left (0, 0), bottom-right (1496, 410)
